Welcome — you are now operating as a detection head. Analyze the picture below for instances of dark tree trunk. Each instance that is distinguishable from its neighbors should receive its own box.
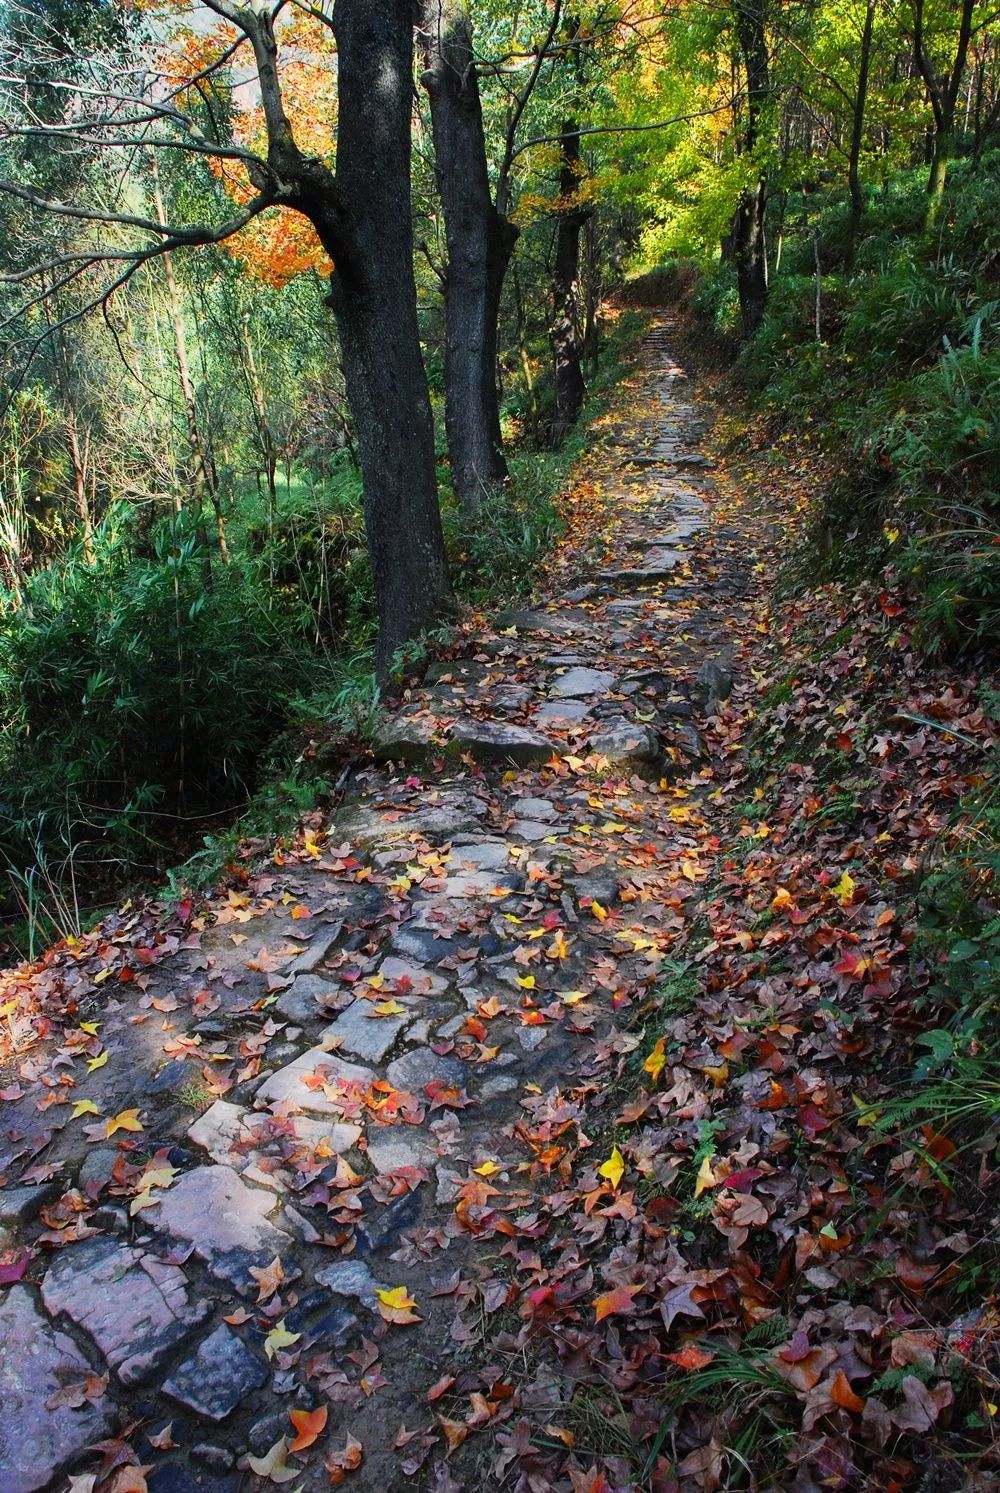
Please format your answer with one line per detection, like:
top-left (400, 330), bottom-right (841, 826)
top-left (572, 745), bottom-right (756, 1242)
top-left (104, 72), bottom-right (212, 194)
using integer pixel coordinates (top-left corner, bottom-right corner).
top-left (234, 0), bottom-right (451, 680)
top-left (846, 0), bottom-right (877, 264)
top-left (732, 180), bottom-right (768, 336)
top-left (322, 0), bottom-right (451, 678)
top-left (731, 0), bottom-right (770, 337)
top-left (550, 118), bottom-right (590, 445)
top-left (422, 1), bottom-right (519, 517)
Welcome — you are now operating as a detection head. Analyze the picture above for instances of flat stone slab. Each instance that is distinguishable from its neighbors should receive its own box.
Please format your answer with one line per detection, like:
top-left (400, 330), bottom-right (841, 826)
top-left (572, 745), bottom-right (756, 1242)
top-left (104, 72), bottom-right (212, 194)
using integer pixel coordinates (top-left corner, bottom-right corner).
top-left (0, 1286), bottom-right (112, 1493)
top-left (335, 789), bottom-right (488, 847)
top-left (510, 818), bottom-right (559, 841)
top-left (188, 1099), bottom-right (247, 1166)
top-left (148, 1165), bottom-right (290, 1295)
top-left (510, 798), bottom-right (556, 822)
top-left (287, 922), bottom-right (344, 974)
top-left (162, 1323), bottom-right (268, 1422)
top-left (390, 923), bottom-right (457, 963)
top-left (448, 840), bottom-right (513, 870)
top-left (596, 565), bottom-right (679, 590)
top-left (275, 1114), bottom-right (363, 1156)
top-left (438, 868), bottom-right (521, 898)
top-left (587, 722), bottom-right (663, 775)
top-left (494, 608), bottom-right (587, 637)
top-left (365, 1130), bottom-right (437, 1175)
top-left (41, 1236), bottom-right (210, 1386)
top-left (449, 717), bottom-right (554, 766)
top-left (0, 1183), bottom-right (57, 1227)
top-left (644, 546), bottom-right (686, 568)
top-left (535, 698), bottom-right (592, 725)
top-left (372, 715), bottom-right (440, 764)
top-left (386, 1046), bottom-right (465, 1094)
top-left (548, 666), bottom-right (616, 699)
top-left (273, 972), bottom-right (340, 1025)
top-left (255, 1047), bottom-right (376, 1116)
top-left (378, 955), bottom-right (449, 996)
top-left (315, 1258), bottom-right (384, 1311)
top-left (323, 1000), bottom-right (408, 1063)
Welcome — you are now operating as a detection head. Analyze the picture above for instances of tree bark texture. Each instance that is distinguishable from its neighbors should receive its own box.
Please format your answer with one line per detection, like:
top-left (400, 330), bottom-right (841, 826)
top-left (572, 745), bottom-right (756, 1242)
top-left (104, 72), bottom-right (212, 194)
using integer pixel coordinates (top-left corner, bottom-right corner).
top-left (422, 1), bottom-right (519, 517)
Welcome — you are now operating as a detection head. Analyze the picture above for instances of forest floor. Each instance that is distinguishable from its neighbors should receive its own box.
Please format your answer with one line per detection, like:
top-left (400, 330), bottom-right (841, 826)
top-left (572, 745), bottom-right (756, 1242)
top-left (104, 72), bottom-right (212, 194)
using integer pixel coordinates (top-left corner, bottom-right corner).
top-left (1, 317), bottom-right (998, 1493)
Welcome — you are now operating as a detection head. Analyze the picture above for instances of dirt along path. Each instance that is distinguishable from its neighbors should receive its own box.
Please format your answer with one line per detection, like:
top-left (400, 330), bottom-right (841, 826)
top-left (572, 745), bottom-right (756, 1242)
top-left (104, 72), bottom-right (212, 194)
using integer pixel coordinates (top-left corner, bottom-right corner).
top-left (0, 317), bottom-right (754, 1493)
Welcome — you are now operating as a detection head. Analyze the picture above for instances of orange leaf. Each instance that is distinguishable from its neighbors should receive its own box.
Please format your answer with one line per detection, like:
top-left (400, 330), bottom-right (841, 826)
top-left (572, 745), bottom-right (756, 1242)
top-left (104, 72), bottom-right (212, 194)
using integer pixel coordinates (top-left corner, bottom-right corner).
top-left (250, 1255), bottom-right (284, 1303)
top-left (594, 1283), bottom-right (641, 1321)
top-left (289, 1404), bottom-right (328, 1451)
top-left (666, 1343), bottom-right (714, 1371)
top-left (427, 1374), bottom-right (456, 1403)
top-left (830, 1370), bottom-right (865, 1414)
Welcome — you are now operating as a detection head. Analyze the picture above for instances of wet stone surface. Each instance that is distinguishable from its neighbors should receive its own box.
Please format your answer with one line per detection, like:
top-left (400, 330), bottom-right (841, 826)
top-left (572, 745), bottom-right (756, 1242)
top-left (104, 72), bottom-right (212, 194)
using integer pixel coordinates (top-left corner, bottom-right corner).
top-left (0, 1286), bottom-right (112, 1493)
top-left (161, 1324), bottom-right (269, 1422)
top-left (41, 1237), bottom-right (211, 1385)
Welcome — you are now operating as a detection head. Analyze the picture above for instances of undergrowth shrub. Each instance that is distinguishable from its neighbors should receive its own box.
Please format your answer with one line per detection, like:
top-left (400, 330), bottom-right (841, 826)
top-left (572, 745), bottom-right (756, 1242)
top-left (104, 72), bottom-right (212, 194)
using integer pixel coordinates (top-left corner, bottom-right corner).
top-left (682, 153), bottom-right (1000, 652)
top-left (0, 506), bottom-right (318, 884)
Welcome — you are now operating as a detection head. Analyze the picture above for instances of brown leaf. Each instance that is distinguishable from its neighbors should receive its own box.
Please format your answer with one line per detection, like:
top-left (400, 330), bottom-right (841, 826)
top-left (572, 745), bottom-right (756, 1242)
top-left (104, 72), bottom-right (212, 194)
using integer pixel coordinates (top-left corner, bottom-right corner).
top-left (324, 1433), bottom-right (363, 1484)
top-left (250, 1254), bottom-right (285, 1303)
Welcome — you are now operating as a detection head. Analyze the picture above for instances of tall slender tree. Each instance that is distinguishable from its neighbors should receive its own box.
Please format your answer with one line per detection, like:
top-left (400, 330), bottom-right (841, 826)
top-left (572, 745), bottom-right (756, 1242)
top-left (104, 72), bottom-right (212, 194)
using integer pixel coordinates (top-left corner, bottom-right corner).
top-left (731, 0), bottom-right (770, 335)
top-left (420, 1), bottom-right (519, 518)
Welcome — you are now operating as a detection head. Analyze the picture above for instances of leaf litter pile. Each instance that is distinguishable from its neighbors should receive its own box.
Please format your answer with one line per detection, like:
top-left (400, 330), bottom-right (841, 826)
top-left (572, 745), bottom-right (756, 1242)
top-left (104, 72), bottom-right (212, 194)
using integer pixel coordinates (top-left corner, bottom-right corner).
top-left (1, 321), bottom-right (999, 1493)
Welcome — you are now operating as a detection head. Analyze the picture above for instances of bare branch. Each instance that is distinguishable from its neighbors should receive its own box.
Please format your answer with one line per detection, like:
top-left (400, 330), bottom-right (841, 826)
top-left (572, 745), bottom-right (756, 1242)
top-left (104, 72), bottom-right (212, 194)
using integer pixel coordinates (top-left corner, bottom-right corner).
top-left (510, 101), bottom-right (740, 163)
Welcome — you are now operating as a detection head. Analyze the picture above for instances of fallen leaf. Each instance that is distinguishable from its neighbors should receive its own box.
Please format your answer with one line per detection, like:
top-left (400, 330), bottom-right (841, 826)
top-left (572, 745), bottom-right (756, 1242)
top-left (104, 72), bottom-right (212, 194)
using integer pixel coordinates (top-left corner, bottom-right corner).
top-left (288, 1404), bottom-right (327, 1452)
top-left (247, 1436), bottom-right (299, 1483)
top-left (598, 1146), bottom-right (625, 1189)
top-left (375, 1285), bottom-right (421, 1325)
top-left (264, 1320), bottom-right (302, 1359)
top-left (324, 1433), bottom-right (363, 1483)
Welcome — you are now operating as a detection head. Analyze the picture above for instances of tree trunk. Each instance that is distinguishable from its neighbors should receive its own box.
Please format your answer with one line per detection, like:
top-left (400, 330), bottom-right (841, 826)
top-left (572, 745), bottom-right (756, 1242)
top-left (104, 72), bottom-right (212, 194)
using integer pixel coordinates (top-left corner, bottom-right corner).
top-left (926, 130), bottom-right (952, 223)
top-left (550, 118), bottom-right (590, 446)
top-left (913, 0), bottom-right (975, 229)
top-left (731, 0), bottom-right (770, 337)
top-left (66, 410), bottom-right (94, 563)
top-left (732, 179), bottom-right (768, 336)
top-left (847, 0), bottom-right (876, 265)
top-left (326, 0), bottom-right (451, 679)
top-left (421, 1), bottom-right (519, 518)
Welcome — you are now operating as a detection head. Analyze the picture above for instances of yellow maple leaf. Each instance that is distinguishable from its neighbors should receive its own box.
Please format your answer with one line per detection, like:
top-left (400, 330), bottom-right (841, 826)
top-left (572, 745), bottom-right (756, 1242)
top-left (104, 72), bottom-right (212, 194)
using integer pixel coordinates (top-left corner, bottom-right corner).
top-left (375, 1285), bottom-right (416, 1310)
top-left (86, 1051), bottom-right (109, 1073)
top-left (547, 930), bottom-right (571, 960)
top-left (694, 1154), bottom-right (717, 1197)
top-left (105, 1108), bottom-right (143, 1137)
top-left (71, 1098), bottom-right (101, 1119)
top-left (598, 1146), bottom-right (625, 1189)
top-left (375, 1285), bottom-right (421, 1324)
top-left (372, 999), bottom-right (406, 1016)
top-left (832, 871), bottom-right (856, 904)
top-left (264, 1319), bottom-right (302, 1359)
top-left (590, 901), bottom-right (608, 922)
top-left (643, 1038), bottom-right (666, 1083)
top-left (515, 975), bottom-right (536, 990)
top-left (246, 1436), bottom-right (299, 1484)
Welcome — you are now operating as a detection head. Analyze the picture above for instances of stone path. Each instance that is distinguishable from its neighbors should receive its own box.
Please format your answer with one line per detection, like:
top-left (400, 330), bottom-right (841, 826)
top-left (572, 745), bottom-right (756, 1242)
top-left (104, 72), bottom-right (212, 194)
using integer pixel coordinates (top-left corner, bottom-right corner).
top-left (0, 319), bottom-right (747, 1491)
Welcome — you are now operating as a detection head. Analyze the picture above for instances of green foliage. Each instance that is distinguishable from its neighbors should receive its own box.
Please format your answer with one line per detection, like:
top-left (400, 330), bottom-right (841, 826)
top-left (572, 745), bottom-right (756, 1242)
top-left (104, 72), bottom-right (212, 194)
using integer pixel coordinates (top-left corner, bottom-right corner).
top-left (685, 156), bottom-right (1000, 652)
top-left (0, 506), bottom-right (318, 882)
